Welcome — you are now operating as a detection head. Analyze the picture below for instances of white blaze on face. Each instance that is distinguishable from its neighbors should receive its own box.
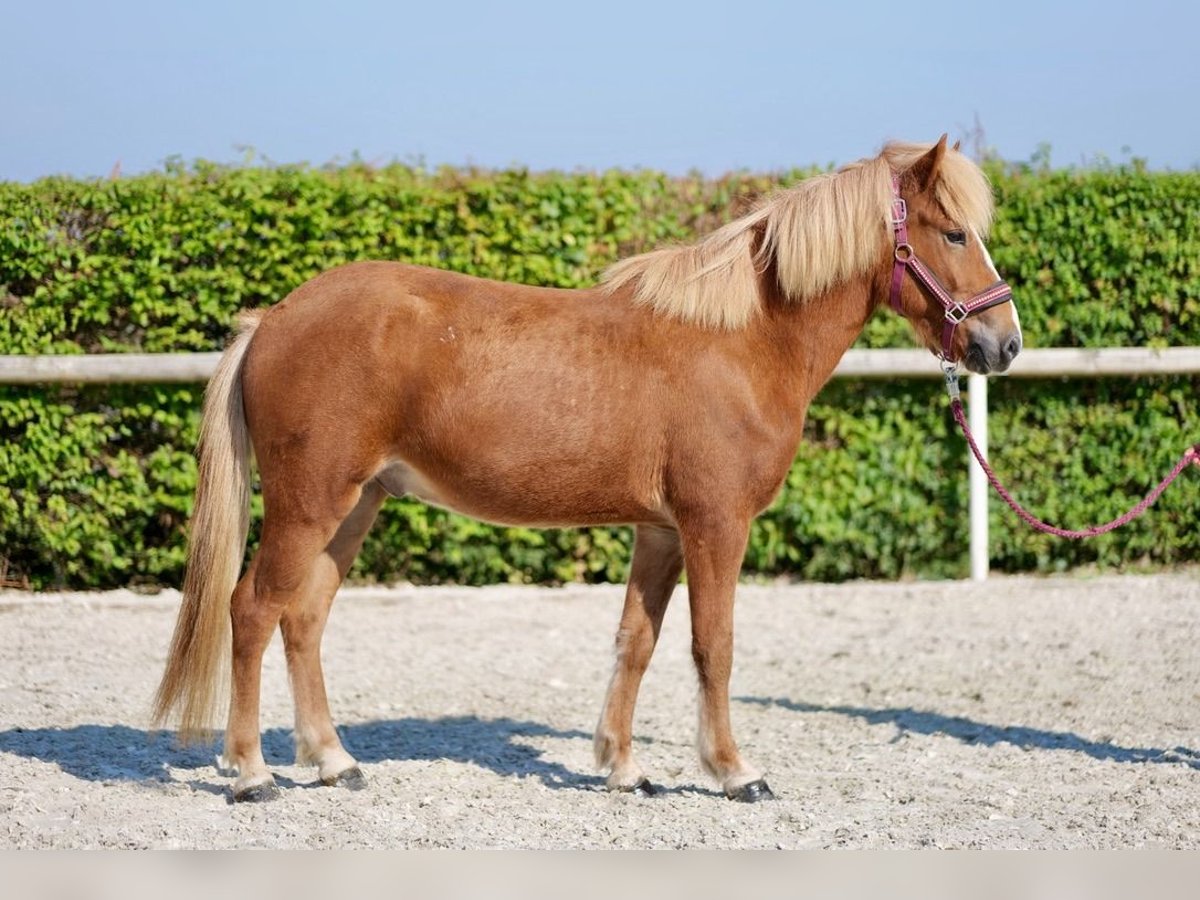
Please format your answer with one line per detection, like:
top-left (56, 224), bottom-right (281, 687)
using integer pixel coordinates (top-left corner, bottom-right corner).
top-left (973, 227), bottom-right (1021, 335)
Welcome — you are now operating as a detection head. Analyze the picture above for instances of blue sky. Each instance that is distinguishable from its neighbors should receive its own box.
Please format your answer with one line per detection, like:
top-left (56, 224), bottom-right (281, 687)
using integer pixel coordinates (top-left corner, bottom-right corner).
top-left (4, 0), bottom-right (1197, 181)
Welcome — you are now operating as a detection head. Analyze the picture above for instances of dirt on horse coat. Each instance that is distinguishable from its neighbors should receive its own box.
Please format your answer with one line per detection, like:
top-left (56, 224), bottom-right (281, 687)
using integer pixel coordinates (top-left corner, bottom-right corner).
top-left (154, 137), bottom-right (1023, 802)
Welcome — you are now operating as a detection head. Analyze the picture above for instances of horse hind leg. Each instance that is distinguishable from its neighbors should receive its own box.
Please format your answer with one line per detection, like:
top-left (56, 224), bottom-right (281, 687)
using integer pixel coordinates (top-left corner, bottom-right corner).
top-left (220, 523), bottom-right (332, 801)
top-left (221, 480), bottom-right (379, 802)
top-left (217, 559), bottom-right (272, 801)
top-left (282, 480), bottom-right (386, 790)
top-left (594, 525), bottom-right (683, 795)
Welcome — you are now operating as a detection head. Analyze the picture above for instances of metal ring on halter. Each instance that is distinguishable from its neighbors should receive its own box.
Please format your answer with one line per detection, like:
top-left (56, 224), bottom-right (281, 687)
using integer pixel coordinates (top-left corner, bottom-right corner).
top-left (894, 243), bottom-right (914, 262)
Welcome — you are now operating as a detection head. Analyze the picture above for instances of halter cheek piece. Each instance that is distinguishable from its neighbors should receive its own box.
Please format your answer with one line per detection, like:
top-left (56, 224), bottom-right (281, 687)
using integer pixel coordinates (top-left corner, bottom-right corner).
top-left (888, 173), bottom-right (1013, 364)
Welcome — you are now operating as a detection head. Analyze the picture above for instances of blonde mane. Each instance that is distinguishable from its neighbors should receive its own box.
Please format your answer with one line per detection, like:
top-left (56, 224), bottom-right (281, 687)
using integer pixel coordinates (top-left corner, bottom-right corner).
top-left (601, 141), bottom-right (996, 329)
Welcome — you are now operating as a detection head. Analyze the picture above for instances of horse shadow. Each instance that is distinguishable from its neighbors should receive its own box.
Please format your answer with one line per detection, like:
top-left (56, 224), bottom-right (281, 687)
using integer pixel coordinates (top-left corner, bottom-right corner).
top-left (736, 696), bottom-right (1200, 768)
top-left (0, 715), bottom-right (606, 793)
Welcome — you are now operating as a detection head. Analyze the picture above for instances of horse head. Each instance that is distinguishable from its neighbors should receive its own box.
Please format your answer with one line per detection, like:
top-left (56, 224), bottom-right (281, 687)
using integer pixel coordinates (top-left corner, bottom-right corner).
top-left (889, 136), bottom-right (1022, 374)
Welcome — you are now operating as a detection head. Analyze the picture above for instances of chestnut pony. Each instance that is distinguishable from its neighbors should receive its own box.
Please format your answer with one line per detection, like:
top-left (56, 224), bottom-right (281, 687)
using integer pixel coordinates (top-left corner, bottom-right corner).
top-left (154, 137), bottom-right (1022, 802)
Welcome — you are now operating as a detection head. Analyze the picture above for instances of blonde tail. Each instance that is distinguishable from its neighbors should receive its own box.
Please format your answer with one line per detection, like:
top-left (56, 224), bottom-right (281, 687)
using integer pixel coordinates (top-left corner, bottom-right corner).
top-left (153, 311), bottom-right (263, 741)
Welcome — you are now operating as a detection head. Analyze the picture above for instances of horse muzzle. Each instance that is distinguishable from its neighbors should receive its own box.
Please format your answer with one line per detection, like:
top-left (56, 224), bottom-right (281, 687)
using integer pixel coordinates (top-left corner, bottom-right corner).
top-left (965, 328), bottom-right (1023, 374)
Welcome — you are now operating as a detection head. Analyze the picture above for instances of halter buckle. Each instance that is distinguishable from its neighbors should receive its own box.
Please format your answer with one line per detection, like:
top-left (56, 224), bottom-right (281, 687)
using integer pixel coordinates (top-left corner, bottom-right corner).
top-left (945, 302), bottom-right (969, 324)
top-left (890, 198), bottom-right (907, 225)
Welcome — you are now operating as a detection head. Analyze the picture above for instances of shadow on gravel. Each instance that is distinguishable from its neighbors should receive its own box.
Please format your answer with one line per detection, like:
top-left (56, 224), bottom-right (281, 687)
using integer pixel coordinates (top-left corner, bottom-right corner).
top-left (336, 716), bottom-right (602, 790)
top-left (736, 696), bottom-right (1200, 769)
top-left (0, 724), bottom-right (204, 784)
top-left (0, 716), bottom-right (604, 790)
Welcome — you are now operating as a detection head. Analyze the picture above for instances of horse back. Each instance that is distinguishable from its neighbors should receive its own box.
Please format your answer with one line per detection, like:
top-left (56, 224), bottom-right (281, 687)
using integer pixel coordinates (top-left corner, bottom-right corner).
top-left (237, 261), bottom-right (708, 527)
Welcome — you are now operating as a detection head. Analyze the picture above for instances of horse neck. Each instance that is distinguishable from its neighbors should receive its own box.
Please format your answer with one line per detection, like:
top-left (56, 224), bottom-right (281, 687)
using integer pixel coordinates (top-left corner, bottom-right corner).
top-left (750, 271), bottom-right (881, 413)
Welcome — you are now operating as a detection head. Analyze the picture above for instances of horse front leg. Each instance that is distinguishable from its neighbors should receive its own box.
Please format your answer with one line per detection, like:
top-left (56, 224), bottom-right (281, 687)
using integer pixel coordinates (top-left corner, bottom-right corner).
top-left (594, 524), bottom-right (684, 794)
top-left (679, 515), bottom-right (775, 802)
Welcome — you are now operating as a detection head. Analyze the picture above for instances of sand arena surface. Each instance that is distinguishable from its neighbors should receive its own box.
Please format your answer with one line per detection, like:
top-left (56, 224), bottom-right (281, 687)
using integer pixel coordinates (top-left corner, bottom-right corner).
top-left (2, 573), bottom-right (1198, 848)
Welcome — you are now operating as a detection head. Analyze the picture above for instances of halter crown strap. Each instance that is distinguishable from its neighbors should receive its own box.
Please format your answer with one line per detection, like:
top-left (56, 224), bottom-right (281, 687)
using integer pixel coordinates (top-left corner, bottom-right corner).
top-left (888, 173), bottom-right (1013, 361)
top-left (889, 174), bottom-right (910, 314)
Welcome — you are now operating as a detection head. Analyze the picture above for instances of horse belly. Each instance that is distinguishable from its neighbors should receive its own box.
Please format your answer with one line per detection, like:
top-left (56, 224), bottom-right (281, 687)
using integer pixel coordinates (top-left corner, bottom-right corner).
top-left (373, 452), bottom-right (664, 528)
top-left (374, 462), bottom-right (456, 509)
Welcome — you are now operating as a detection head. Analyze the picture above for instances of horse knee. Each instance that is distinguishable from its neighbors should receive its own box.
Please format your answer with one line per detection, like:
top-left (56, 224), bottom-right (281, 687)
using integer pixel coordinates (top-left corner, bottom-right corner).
top-left (615, 626), bottom-right (656, 673)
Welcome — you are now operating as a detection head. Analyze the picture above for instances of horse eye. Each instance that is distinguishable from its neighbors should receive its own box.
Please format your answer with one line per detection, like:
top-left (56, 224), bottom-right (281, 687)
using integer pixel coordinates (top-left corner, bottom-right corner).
top-left (945, 230), bottom-right (967, 246)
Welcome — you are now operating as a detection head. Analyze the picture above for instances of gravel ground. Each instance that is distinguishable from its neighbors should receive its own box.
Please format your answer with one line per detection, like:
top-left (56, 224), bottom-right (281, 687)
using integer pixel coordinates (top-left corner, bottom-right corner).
top-left (1, 572), bottom-right (1198, 849)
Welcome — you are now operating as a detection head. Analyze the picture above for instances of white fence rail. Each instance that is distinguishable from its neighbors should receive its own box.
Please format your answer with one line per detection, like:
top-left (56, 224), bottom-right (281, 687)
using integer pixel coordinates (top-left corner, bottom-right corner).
top-left (0, 352), bottom-right (223, 384)
top-left (4, 347), bottom-right (1200, 384)
top-left (3, 347), bottom-right (1199, 580)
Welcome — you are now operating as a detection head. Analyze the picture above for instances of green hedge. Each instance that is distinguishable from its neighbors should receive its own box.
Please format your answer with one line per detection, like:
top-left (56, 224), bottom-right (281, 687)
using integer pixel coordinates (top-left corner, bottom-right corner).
top-left (1, 159), bottom-right (1197, 588)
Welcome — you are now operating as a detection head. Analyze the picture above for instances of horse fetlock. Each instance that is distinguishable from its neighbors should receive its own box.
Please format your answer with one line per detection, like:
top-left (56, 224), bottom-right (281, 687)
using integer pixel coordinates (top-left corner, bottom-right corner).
top-left (697, 736), bottom-right (764, 796)
top-left (215, 752), bottom-right (238, 776)
top-left (220, 743), bottom-right (278, 800)
top-left (593, 728), bottom-right (617, 769)
top-left (595, 726), bottom-right (652, 792)
top-left (293, 727), bottom-right (358, 776)
top-left (293, 740), bottom-right (319, 768)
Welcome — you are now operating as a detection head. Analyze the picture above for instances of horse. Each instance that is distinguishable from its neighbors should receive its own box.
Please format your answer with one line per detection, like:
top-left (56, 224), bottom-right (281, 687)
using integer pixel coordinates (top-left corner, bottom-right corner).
top-left (153, 135), bottom-right (1022, 802)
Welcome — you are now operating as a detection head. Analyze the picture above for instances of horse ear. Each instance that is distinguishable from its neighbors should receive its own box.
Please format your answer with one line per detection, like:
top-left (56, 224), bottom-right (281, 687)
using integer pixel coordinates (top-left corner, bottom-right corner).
top-left (951, 139), bottom-right (962, 152)
top-left (909, 134), bottom-right (949, 192)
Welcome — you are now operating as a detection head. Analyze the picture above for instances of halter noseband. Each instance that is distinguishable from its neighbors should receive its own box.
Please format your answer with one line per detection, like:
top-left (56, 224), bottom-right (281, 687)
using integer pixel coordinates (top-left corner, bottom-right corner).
top-left (889, 173), bottom-right (1013, 363)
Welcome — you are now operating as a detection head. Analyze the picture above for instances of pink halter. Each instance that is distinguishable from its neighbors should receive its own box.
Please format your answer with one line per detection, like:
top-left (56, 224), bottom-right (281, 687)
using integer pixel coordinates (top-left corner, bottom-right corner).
top-left (888, 173), bottom-right (1013, 361)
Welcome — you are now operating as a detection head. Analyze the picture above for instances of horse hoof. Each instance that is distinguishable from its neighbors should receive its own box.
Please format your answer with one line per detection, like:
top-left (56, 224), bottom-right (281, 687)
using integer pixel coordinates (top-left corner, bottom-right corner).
top-left (233, 781), bottom-right (280, 803)
top-left (726, 779), bottom-right (775, 803)
top-left (622, 778), bottom-right (657, 798)
top-left (322, 766), bottom-right (367, 791)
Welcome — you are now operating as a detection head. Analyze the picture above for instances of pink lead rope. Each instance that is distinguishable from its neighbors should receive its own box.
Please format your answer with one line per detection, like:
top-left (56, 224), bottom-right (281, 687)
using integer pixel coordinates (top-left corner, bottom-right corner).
top-left (889, 170), bottom-right (1200, 539)
top-left (942, 368), bottom-right (1200, 539)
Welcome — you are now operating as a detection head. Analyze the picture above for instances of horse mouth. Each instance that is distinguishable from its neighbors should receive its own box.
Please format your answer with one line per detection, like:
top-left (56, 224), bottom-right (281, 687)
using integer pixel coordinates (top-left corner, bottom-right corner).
top-left (965, 343), bottom-right (994, 374)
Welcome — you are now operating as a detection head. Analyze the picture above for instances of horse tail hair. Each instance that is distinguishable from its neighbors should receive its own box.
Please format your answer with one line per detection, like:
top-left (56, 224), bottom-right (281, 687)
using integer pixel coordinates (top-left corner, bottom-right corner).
top-left (153, 310), bottom-right (263, 742)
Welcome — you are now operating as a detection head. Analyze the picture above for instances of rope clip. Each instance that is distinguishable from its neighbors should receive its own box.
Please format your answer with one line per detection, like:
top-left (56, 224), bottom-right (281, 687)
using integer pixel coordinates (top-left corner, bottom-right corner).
top-left (940, 357), bottom-right (961, 401)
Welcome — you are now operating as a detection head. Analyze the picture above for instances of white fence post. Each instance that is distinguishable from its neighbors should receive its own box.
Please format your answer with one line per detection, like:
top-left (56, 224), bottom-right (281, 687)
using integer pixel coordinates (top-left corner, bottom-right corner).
top-left (967, 373), bottom-right (989, 581)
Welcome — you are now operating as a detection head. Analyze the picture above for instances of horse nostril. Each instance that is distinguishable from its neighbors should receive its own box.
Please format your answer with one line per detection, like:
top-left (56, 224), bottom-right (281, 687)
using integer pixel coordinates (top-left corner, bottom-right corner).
top-left (1003, 334), bottom-right (1022, 363)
